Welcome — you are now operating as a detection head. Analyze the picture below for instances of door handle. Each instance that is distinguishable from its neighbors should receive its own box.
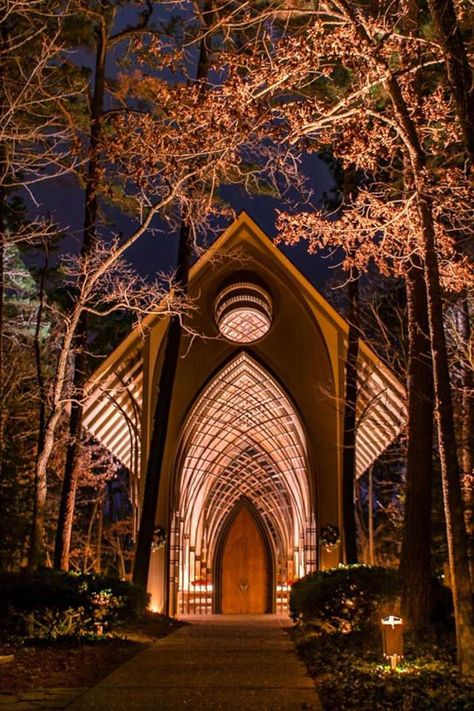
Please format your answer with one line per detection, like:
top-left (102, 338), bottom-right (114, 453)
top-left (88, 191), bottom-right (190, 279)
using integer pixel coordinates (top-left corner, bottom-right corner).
top-left (239, 580), bottom-right (249, 592)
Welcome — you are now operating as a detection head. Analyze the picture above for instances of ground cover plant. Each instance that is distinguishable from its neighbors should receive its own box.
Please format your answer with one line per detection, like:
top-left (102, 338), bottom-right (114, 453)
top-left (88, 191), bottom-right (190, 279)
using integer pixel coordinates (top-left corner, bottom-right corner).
top-left (290, 566), bottom-right (473, 710)
top-left (293, 626), bottom-right (474, 711)
top-left (0, 570), bottom-right (181, 693)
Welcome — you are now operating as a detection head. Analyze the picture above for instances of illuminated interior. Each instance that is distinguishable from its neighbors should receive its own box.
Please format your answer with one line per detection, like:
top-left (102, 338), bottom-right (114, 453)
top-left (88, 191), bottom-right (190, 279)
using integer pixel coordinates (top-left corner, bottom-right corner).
top-left (169, 352), bottom-right (316, 614)
top-left (215, 281), bottom-right (273, 343)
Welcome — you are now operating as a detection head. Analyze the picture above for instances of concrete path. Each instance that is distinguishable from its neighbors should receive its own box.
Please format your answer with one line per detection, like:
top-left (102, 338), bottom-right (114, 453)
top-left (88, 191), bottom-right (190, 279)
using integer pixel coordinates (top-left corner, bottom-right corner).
top-left (67, 615), bottom-right (321, 711)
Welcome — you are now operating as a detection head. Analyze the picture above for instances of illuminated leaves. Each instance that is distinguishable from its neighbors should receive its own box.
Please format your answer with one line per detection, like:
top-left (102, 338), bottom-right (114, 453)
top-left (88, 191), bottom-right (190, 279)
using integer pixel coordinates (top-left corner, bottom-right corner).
top-left (276, 170), bottom-right (474, 291)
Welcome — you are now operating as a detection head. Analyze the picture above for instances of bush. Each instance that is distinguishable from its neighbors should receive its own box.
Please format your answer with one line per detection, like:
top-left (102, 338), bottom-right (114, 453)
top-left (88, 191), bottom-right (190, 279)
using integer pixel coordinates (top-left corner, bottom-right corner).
top-left (20, 607), bottom-right (88, 638)
top-left (0, 569), bottom-right (149, 638)
top-left (290, 565), bottom-right (399, 632)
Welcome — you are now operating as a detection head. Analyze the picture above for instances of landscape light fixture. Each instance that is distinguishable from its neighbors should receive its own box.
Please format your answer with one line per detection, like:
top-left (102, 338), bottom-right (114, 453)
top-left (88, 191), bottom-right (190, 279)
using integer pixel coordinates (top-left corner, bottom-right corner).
top-left (381, 615), bottom-right (404, 671)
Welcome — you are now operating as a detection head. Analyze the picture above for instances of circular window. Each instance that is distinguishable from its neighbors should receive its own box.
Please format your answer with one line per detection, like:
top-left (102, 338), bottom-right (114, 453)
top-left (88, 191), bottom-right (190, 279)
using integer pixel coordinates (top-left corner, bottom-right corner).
top-left (215, 280), bottom-right (273, 343)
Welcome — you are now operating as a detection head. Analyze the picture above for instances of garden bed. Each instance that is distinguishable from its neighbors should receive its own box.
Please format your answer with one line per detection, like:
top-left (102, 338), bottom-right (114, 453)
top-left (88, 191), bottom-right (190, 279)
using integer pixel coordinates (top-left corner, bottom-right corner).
top-left (288, 565), bottom-right (473, 710)
top-left (292, 625), bottom-right (474, 710)
top-left (0, 613), bottom-right (182, 693)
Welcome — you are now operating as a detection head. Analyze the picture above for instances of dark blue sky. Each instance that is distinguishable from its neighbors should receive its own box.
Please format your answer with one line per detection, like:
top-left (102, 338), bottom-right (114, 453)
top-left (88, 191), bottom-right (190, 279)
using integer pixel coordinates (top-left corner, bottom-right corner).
top-left (31, 153), bottom-right (336, 289)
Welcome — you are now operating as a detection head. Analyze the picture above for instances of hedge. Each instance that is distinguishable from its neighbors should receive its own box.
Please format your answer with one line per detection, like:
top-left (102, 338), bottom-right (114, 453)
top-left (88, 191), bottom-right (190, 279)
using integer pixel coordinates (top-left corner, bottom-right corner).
top-left (290, 565), bottom-right (400, 632)
top-left (0, 569), bottom-right (149, 638)
top-left (290, 565), bottom-right (453, 634)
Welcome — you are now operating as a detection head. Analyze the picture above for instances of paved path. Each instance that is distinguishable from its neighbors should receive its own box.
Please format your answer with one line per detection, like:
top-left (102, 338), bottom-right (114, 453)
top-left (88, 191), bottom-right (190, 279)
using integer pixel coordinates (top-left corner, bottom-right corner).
top-left (67, 615), bottom-right (321, 711)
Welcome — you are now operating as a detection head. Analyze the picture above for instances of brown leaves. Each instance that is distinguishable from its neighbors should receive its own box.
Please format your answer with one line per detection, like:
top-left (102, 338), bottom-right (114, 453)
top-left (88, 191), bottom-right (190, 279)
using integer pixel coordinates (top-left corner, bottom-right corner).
top-left (276, 170), bottom-right (474, 292)
top-left (101, 68), bottom-right (292, 237)
top-left (215, 1), bottom-right (473, 291)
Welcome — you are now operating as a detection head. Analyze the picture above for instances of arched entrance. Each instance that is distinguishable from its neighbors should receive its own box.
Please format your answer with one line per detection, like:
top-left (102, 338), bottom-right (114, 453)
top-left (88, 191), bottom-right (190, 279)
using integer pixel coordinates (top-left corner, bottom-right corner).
top-left (169, 352), bottom-right (316, 615)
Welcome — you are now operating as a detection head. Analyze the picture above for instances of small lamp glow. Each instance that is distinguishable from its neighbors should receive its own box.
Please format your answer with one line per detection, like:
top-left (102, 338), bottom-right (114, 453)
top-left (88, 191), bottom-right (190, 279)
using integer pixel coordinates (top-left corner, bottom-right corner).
top-left (151, 525), bottom-right (167, 552)
top-left (381, 615), bottom-right (403, 671)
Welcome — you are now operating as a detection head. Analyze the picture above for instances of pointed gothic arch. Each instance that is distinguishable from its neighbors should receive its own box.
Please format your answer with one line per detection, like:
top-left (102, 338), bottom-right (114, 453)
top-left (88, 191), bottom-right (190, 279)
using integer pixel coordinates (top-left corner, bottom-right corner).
top-left (169, 351), bottom-right (317, 615)
top-left (213, 497), bottom-right (275, 614)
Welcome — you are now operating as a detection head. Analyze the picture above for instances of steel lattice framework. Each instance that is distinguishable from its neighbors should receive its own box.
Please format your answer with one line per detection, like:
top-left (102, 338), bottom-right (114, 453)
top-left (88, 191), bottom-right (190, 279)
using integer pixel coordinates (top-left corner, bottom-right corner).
top-left (169, 353), bottom-right (316, 614)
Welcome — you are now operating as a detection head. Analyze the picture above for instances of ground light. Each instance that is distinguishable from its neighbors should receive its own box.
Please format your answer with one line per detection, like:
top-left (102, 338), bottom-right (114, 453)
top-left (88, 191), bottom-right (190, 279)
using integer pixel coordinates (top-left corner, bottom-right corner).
top-left (381, 615), bottom-right (404, 671)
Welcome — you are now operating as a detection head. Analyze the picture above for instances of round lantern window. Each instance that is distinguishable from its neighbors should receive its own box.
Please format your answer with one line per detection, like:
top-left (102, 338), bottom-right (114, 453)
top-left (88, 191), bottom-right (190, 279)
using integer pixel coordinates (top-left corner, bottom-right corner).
top-left (215, 280), bottom-right (273, 343)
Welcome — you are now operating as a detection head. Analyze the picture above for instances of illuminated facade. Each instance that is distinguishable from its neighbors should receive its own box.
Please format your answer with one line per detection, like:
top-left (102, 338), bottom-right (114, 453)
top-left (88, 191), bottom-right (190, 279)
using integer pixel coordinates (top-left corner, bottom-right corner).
top-left (83, 213), bottom-right (405, 615)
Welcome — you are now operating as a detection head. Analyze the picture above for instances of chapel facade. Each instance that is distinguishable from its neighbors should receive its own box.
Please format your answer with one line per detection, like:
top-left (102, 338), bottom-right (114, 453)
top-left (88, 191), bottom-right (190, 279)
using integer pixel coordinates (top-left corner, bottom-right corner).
top-left (83, 212), bottom-right (405, 615)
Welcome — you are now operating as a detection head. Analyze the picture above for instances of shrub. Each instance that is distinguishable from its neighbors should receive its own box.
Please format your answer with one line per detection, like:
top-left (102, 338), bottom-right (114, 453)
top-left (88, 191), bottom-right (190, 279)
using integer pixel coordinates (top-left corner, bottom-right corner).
top-left (20, 607), bottom-right (88, 638)
top-left (290, 565), bottom-right (399, 632)
top-left (0, 569), bottom-right (149, 638)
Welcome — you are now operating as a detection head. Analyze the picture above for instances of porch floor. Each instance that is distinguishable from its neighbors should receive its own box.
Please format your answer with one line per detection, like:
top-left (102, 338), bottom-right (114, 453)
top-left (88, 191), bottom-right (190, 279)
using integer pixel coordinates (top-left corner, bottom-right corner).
top-left (67, 615), bottom-right (321, 710)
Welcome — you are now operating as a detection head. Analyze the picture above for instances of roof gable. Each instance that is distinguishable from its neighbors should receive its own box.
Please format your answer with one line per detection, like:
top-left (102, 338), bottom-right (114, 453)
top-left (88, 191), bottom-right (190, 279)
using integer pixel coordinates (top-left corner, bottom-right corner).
top-left (83, 212), bottom-right (406, 477)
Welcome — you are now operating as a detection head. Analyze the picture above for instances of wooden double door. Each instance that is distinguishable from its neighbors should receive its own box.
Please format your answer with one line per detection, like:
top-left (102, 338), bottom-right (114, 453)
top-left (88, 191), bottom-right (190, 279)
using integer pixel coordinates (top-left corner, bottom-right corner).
top-left (219, 504), bottom-right (271, 614)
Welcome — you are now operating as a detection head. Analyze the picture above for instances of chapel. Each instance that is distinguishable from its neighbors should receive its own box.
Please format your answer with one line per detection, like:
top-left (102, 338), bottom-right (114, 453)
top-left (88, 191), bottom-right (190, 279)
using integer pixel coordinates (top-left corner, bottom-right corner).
top-left (83, 212), bottom-right (405, 615)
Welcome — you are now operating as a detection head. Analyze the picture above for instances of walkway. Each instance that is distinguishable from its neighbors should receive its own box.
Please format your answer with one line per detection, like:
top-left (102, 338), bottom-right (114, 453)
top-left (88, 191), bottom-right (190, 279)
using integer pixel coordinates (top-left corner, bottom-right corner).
top-left (68, 615), bottom-right (321, 710)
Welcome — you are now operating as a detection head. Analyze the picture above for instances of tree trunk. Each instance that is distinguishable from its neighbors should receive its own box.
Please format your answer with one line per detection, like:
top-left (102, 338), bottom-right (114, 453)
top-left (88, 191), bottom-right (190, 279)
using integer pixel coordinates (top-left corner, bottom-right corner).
top-left (458, 297), bottom-right (474, 477)
top-left (458, 296), bottom-right (473, 581)
top-left (132, 4), bottom-right (212, 591)
top-left (355, 478), bottom-right (368, 562)
top-left (387, 65), bottom-right (473, 674)
top-left (0, 22), bottom-right (9, 513)
top-left (426, 0), bottom-right (474, 166)
top-left (132, 221), bottom-right (192, 589)
top-left (416, 188), bottom-right (474, 673)
top-left (398, 0), bottom-right (436, 629)
top-left (0, 165), bottom-right (5, 492)
top-left (399, 261), bottom-right (434, 628)
top-left (368, 466), bottom-right (374, 565)
top-left (116, 530), bottom-right (125, 580)
top-left (34, 257), bottom-right (48, 463)
top-left (96, 498), bottom-right (103, 574)
top-left (28, 256), bottom-right (48, 570)
top-left (29, 302), bottom-right (83, 569)
top-left (342, 275), bottom-right (359, 563)
top-left (54, 18), bottom-right (108, 570)
top-left (336, 0), bottom-right (474, 672)
top-left (84, 493), bottom-right (100, 573)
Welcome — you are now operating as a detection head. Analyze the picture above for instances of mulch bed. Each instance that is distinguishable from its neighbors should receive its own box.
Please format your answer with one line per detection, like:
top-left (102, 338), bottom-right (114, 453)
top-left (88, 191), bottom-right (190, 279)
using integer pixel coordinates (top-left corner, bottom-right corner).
top-left (0, 614), bottom-right (182, 692)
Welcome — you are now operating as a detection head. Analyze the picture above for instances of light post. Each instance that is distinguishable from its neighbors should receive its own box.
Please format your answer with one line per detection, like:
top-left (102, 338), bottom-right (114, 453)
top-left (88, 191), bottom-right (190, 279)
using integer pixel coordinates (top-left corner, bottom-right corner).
top-left (381, 615), bottom-right (404, 671)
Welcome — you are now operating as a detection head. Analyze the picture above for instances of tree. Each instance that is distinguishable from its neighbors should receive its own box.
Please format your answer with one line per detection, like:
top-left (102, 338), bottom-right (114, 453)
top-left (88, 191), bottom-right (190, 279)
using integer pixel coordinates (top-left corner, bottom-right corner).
top-left (55, 0), bottom-right (286, 572)
top-left (426, 0), bottom-right (474, 166)
top-left (445, 293), bottom-right (474, 576)
top-left (32, 212), bottom-right (189, 569)
top-left (0, 0), bottom-right (82, 569)
top-left (399, 260), bottom-right (434, 628)
top-left (239, 0), bottom-right (474, 671)
top-left (54, 0), bottom-right (164, 571)
top-left (342, 273), bottom-right (359, 564)
top-left (25, 0), bottom-right (284, 572)
top-left (0, 243), bottom-right (46, 568)
top-left (396, 0), bottom-right (436, 629)
top-left (338, 166), bottom-right (362, 565)
top-left (133, 0), bottom-right (215, 590)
